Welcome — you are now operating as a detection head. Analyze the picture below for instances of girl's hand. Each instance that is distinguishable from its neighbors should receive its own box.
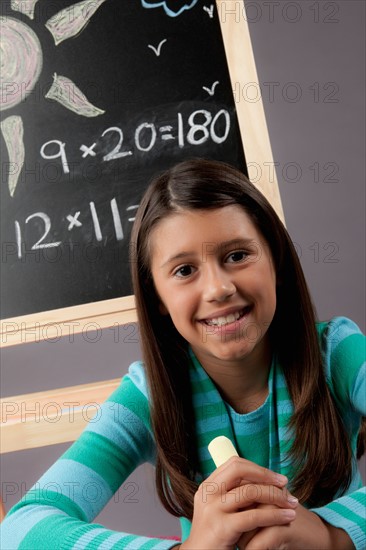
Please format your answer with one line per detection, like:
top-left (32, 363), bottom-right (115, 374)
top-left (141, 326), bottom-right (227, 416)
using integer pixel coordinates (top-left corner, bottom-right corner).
top-left (243, 502), bottom-right (355, 550)
top-left (180, 457), bottom-right (298, 550)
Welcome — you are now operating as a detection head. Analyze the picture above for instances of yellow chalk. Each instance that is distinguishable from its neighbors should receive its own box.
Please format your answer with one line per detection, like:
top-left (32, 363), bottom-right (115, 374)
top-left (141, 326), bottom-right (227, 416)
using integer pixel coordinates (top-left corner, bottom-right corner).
top-left (208, 436), bottom-right (239, 467)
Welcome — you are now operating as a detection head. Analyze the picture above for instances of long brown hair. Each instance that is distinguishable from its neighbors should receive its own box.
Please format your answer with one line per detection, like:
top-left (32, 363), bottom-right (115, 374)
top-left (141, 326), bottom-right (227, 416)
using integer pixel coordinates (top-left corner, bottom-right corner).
top-left (130, 158), bottom-right (365, 517)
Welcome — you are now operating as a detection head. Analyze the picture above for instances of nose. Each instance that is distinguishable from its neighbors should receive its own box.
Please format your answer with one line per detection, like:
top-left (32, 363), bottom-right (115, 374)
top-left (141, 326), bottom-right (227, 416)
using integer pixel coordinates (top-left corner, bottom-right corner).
top-left (202, 265), bottom-right (236, 302)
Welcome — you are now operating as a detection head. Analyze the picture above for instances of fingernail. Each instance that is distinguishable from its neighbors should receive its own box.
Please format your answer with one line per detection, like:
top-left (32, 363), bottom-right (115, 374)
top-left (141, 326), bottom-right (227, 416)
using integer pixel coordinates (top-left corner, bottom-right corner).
top-left (287, 495), bottom-right (299, 504)
top-left (275, 474), bottom-right (288, 485)
top-left (282, 509), bottom-right (296, 519)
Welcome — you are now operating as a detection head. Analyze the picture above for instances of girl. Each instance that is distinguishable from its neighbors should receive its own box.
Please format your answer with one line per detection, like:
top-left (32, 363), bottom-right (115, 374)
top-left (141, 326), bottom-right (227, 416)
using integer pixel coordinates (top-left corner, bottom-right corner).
top-left (1, 159), bottom-right (365, 549)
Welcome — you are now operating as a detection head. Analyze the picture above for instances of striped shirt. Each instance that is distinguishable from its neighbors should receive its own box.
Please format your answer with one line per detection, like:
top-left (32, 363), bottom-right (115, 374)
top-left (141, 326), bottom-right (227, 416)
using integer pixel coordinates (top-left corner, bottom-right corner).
top-left (1, 317), bottom-right (365, 549)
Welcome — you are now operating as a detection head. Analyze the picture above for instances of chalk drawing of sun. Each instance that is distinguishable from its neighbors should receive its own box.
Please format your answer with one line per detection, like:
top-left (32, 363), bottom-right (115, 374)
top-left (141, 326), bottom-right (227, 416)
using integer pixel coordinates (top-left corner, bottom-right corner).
top-left (0, 0), bottom-right (107, 198)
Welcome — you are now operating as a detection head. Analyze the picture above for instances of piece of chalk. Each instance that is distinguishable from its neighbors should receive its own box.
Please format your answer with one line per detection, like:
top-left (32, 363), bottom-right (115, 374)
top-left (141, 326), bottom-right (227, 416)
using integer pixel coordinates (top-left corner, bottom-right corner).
top-left (208, 436), bottom-right (239, 468)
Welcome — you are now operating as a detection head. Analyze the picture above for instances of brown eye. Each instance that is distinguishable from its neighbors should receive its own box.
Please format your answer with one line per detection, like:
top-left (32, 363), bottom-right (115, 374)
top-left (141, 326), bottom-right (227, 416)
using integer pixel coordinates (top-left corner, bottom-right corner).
top-left (226, 251), bottom-right (248, 263)
top-left (174, 265), bottom-right (195, 278)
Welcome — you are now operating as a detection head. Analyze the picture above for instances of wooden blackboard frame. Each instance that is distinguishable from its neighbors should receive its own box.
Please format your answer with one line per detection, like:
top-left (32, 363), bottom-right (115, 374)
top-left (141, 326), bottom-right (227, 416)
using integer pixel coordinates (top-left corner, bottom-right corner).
top-left (0, 0), bottom-right (283, 347)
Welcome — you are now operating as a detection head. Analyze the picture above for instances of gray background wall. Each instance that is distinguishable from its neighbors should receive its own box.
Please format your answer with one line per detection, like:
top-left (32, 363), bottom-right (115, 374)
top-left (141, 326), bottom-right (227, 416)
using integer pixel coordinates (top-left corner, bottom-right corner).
top-left (1, 0), bottom-right (365, 539)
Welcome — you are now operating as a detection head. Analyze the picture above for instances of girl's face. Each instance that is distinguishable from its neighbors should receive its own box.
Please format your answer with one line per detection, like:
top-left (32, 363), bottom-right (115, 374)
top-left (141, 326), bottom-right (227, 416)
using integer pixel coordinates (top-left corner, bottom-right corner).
top-left (149, 205), bottom-right (277, 373)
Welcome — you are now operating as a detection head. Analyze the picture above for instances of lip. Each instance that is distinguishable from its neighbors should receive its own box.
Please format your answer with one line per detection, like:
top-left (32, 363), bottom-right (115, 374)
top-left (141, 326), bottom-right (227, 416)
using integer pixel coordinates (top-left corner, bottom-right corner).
top-left (199, 305), bottom-right (252, 323)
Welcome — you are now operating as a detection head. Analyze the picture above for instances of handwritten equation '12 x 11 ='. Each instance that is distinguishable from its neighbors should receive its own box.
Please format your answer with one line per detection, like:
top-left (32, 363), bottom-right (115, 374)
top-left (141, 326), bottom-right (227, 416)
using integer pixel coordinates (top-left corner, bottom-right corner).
top-left (14, 199), bottom-right (138, 259)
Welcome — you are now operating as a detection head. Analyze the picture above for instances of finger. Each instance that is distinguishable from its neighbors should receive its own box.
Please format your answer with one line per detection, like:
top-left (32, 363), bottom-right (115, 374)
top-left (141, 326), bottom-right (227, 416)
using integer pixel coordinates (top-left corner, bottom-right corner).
top-left (245, 528), bottom-right (283, 550)
top-left (221, 484), bottom-right (298, 512)
top-left (230, 506), bottom-right (296, 533)
top-left (209, 456), bottom-right (288, 491)
top-left (237, 528), bottom-right (259, 550)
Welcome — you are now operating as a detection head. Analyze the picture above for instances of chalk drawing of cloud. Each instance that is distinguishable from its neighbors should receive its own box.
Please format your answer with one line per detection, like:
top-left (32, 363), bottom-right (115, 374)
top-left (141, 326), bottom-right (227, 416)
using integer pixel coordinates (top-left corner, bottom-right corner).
top-left (141, 0), bottom-right (199, 17)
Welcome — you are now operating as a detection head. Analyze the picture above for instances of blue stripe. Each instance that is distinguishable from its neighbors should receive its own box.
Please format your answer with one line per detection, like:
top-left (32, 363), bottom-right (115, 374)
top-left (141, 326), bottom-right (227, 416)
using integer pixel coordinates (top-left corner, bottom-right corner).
top-left (189, 367), bottom-right (206, 381)
top-left (96, 532), bottom-right (134, 549)
top-left (334, 491), bottom-right (366, 519)
top-left (124, 535), bottom-right (155, 549)
top-left (351, 362), bottom-right (366, 414)
top-left (34, 459), bottom-right (113, 521)
top-left (277, 399), bottom-right (294, 417)
top-left (192, 389), bottom-right (219, 403)
top-left (0, 506), bottom-right (66, 549)
top-left (108, 536), bottom-right (179, 550)
top-left (85, 403), bottom-right (154, 463)
top-left (196, 414), bottom-right (230, 433)
top-left (227, 405), bottom-right (269, 427)
top-left (330, 317), bottom-right (361, 351)
top-left (71, 527), bottom-right (108, 549)
top-left (127, 362), bottom-right (149, 399)
top-left (198, 446), bottom-right (215, 462)
top-left (278, 426), bottom-right (293, 440)
top-left (232, 422), bottom-right (268, 436)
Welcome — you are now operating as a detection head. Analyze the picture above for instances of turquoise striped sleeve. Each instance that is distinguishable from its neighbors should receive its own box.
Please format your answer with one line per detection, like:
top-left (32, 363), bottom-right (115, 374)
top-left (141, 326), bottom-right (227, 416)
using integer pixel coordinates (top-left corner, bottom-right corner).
top-left (351, 362), bottom-right (366, 415)
top-left (311, 488), bottom-right (366, 550)
top-left (0, 362), bottom-right (179, 549)
top-left (320, 316), bottom-right (366, 413)
top-left (311, 318), bottom-right (366, 550)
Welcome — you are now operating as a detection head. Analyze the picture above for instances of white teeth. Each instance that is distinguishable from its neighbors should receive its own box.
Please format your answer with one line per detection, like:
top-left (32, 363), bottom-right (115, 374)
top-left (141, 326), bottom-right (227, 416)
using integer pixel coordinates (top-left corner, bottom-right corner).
top-left (205, 309), bottom-right (244, 326)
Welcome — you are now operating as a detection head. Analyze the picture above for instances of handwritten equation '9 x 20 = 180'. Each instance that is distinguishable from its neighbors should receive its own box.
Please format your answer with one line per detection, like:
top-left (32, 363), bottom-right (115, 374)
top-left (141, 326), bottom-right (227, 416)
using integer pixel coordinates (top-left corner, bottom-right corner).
top-left (40, 108), bottom-right (232, 175)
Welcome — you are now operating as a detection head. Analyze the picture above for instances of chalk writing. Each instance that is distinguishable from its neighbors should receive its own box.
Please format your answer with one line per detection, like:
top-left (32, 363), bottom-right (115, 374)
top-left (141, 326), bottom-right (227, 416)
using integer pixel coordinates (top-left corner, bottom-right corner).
top-left (148, 39), bottom-right (167, 56)
top-left (203, 81), bottom-right (219, 96)
top-left (14, 199), bottom-right (137, 258)
top-left (89, 202), bottom-right (102, 242)
top-left (67, 212), bottom-right (82, 231)
top-left (15, 213), bottom-right (62, 258)
top-left (80, 143), bottom-right (97, 158)
top-left (102, 127), bottom-right (133, 160)
top-left (203, 5), bottom-right (214, 18)
top-left (39, 107), bottom-right (231, 174)
top-left (40, 140), bottom-right (70, 174)
top-left (111, 198), bottom-right (124, 241)
top-left (1, 0), bottom-right (245, 319)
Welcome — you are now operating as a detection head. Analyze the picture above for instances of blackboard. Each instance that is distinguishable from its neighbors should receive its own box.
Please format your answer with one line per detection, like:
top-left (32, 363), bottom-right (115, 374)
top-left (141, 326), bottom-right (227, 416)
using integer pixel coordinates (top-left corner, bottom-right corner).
top-left (0, 0), bottom-right (283, 344)
top-left (0, 0), bottom-right (283, 345)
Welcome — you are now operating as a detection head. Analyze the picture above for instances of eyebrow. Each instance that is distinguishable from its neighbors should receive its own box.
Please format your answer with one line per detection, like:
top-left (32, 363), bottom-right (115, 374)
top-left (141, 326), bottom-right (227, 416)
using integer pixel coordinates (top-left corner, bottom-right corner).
top-left (160, 238), bottom-right (256, 268)
top-left (160, 251), bottom-right (196, 268)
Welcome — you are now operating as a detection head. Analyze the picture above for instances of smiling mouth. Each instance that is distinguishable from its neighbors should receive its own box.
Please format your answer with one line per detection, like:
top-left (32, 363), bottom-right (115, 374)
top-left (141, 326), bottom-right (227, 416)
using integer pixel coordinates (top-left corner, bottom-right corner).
top-left (202, 306), bottom-right (252, 327)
